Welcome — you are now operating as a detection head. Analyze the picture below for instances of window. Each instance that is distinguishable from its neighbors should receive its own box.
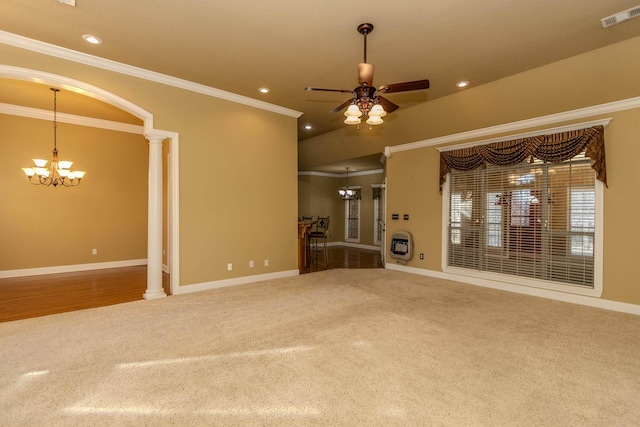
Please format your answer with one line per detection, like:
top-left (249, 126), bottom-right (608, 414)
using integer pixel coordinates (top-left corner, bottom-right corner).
top-left (510, 189), bottom-right (533, 227)
top-left (486, 192), bottom-right (502, 247)
top-left (445, 156), bottom-right (599, 291)
top-left (372, 184), bottom-right (384, 245)
top-left (450, 193), bottom-right (462, 244)
top-left (449, 191), bottom-right (472, 245)
top-left (345, 194), bottom-right (360, 243)
top-left (570, 188), bottom-right (595, 256)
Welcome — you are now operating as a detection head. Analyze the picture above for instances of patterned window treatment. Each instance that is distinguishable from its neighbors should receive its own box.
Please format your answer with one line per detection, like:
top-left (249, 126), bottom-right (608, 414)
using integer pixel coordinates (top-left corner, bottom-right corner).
top-left (439, 125), bottom-right (606, 192)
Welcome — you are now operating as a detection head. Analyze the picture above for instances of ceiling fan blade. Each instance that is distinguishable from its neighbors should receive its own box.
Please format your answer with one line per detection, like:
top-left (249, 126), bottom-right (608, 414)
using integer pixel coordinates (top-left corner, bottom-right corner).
top-left (358, 63), bottom-right (375, 86)
top-left (305, 87), bottom-right (353, 93)
top-left (330, 98), bottom-right (355, 113)
top-left (378, 79), bottom-right (430, 93)
top-left (377, 96), bottom-right (399, 113)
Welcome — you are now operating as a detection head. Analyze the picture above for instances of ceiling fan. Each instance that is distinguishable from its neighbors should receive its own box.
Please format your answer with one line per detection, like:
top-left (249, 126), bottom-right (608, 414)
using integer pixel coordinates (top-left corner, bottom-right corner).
top-left (305, 23), bottom-right (430, 126)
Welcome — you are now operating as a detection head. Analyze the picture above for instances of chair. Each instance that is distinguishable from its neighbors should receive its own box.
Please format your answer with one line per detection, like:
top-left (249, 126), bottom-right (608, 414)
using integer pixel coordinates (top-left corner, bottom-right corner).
top-left (300, 216), bottom-right (314, 270)
top-left (308, 216), bottom-right (330, 269)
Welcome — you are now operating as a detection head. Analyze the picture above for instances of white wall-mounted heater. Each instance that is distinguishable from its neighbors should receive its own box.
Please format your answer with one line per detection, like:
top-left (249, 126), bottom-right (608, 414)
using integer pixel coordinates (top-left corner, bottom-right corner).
top-left (390, 231), bottom-right (413, 263)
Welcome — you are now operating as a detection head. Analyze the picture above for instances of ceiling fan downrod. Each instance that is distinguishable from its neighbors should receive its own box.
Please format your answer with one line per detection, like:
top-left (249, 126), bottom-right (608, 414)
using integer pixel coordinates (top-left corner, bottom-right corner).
top-left (357, 23), bottom-right (374, 65)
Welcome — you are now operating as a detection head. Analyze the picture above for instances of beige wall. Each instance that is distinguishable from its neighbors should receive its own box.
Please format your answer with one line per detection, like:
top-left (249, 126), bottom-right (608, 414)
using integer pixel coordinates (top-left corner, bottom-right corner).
top-left (1, 41), bottom-right (299, 288)
top-left (298, 174), bottom-right (342, 243)
top-left (299, 36), bottom-right (640, 305)
top-left (0, 114), bottom-right (148, 270)
top-left (298, 171), bottom-right (384, 246)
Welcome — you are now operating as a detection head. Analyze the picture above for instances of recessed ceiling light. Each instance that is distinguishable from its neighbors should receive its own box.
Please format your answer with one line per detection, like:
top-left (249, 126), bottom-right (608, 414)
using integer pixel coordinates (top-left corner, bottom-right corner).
top-left (82, 34), bottom-right (102, 45)
top-left (304, 124), bottom-right (312, 130)
top-left (258, 87), bottom-right (270, 94)
top-left (456, 81), bottom-right (469, 88)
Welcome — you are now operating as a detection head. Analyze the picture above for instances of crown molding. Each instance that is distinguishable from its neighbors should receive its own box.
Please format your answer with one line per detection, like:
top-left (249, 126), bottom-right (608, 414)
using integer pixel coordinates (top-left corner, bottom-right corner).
top-left (385, 96), bottom-right (640, 157)
top-left (0, 30), bottom-right (303, 119)
top-left (0, 102), bottom-right (144, 134)
top-left (298, 169), bottom-right (384, 177)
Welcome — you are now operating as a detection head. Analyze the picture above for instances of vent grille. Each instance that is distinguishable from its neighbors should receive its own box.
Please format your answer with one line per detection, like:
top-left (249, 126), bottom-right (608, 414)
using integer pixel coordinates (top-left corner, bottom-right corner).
top-left (601, 5), bottom-right (640, 28)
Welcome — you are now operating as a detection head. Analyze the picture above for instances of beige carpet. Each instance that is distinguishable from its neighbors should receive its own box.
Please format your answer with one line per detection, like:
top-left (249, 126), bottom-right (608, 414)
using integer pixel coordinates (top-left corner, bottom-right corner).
top-left (1, 269), bottom-right (639, 426)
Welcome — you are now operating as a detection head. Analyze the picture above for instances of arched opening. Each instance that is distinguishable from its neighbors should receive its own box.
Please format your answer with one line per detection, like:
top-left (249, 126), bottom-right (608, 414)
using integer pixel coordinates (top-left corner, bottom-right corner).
top-left (0, 65), bottom-right (179, 298)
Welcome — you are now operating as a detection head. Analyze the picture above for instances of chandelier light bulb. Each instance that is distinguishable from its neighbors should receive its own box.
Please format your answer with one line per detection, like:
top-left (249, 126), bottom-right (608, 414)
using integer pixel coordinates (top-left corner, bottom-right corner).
top-left (57, 160), bottom-right (73, 170)
top-left (338, 167), bottom-right (357, 199)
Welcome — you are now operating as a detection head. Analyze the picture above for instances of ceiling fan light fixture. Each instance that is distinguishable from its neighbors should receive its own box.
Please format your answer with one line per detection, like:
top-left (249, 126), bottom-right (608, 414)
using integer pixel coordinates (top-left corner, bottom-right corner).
top-left (306, 22), bottom-right (429, 130)
top-left (344, 115), bottom-right (362, 125)
top-left (368, 104), bottom-right (386, 117)
top-left (366, 115), bottom-right (384, 126)
top-left (344, 104), bottom-right (363, 117)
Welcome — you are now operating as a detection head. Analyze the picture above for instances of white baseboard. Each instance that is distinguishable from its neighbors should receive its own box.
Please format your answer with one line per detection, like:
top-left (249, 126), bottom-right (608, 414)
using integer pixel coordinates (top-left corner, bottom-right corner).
top-left (0, 259), bottom-right (148, 279)
top-left (385, 263), bottom-right (640, 316)
top-left (174, 269), bottom-right (300, 295)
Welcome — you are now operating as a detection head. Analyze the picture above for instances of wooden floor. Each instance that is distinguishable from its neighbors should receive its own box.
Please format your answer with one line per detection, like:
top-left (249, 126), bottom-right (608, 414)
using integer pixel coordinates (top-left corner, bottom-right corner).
top-left (305, 245), bottom-right (384, 273)
top-left (0, 246), bottom-right (383, 322)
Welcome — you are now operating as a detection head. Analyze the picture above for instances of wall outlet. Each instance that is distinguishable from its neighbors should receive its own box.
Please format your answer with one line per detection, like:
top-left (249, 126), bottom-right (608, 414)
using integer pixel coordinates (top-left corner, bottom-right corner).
top-left (419, 253), bottom-right (424, 260)
top-left (227, 263), bottom-right (233, 271)
top-left (92, 248), bottom-right (98, 255)
top-left (249, 260), bottom-right (254, 268)
top-left (264, 259), bottom-right (269, 267)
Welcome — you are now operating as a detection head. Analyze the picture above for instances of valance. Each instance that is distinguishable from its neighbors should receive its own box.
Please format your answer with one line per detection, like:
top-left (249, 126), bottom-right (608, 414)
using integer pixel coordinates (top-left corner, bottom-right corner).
top-left (439, 125), bottom-right (606, 192)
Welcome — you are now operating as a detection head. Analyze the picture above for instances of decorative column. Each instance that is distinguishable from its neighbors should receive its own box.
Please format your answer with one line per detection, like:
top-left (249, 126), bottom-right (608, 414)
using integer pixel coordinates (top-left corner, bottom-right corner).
top-left (144, 134), bottom-right (167, 300)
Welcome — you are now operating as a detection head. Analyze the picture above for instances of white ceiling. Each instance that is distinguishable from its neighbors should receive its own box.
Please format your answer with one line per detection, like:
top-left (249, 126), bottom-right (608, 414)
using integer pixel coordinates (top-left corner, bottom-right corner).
top-left (2, 0), bottom-right (640, 172)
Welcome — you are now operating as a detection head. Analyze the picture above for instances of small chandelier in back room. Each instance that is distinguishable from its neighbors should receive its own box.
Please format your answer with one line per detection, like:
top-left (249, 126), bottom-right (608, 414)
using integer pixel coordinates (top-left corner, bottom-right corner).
top-left (22, 88), bottom-right (86, 187)
top-left (338, 167), bottom-right (356, 200)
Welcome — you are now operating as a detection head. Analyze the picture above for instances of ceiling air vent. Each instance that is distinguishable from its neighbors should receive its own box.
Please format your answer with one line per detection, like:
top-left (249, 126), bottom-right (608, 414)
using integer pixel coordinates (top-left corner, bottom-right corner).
top-left (601, 5), bottom-right (640, 28)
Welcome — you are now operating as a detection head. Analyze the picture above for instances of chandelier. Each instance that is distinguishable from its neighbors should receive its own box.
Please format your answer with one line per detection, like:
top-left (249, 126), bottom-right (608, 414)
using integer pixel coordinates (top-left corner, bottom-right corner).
top-left (338, 167), bottom-right (356, 199)
top-left (22, 88), bottom-right (86, 187)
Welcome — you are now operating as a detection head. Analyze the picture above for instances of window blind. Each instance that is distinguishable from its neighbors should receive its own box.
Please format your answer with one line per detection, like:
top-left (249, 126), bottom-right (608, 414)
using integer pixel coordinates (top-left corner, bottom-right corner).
top-left (346, 197), bottom-right (360, 241)
top-left (447, 156), bottom-right (595, 287)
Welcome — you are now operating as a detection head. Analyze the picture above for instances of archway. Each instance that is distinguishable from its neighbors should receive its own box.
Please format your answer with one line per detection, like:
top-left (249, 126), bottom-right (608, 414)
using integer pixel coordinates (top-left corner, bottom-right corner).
top-left (0, 64), bottom-right (179, 298)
